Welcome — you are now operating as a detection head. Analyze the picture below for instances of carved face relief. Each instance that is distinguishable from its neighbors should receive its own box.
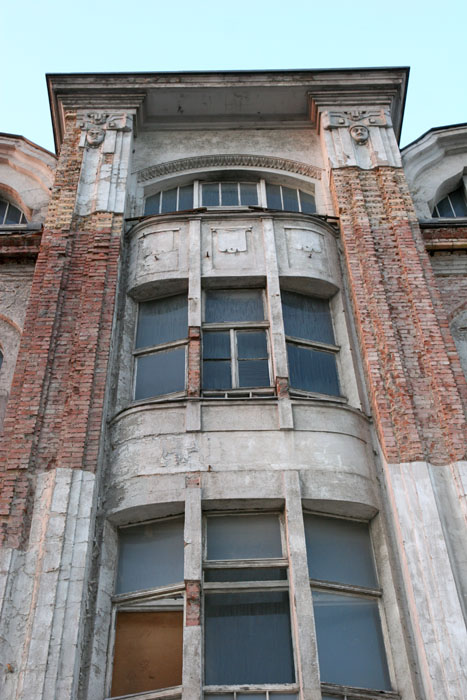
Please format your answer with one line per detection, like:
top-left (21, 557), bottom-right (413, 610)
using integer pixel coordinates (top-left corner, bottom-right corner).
top-left (86, 127), bottom-right (105, 148)
top-left (350, 125), bottom-right (369, 145)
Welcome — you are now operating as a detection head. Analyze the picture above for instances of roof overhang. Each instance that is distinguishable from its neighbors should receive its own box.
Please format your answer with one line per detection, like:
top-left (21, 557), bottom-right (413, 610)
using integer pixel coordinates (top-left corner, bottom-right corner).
top-left (47, 68), bottom-right (409, 153)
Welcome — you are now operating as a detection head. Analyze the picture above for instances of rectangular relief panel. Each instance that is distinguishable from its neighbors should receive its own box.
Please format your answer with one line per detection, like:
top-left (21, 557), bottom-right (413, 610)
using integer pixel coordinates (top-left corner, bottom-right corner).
top-left (202, 220), bottom-right (264, 275)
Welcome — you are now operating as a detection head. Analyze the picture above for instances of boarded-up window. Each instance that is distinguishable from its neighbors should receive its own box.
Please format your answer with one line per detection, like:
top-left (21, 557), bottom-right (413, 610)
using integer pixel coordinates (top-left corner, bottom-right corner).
top-left (111, 610), bottom-right (183, 697)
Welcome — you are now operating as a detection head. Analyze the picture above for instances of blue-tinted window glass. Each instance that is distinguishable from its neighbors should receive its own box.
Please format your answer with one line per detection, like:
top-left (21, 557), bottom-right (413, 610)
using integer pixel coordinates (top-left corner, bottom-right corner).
top-left (240, 183), bottom-right (258, 205)
top-left (304, 515), bottom-right (378, 588)
top-left (299, 190), bottom-right (316, 214)
top-left (161, 188), bottom-right (177, 214)
top-left (178, 184), bottom-right (194, 210)
top-left (205, 591), bottom-right (295, 685)
top-left (207, 514), bottom-right (282, 560)
top-left (282, 186), bottom-right (300, 212)
top-left (135, 347), bottom-right (186, 399)
top-left (282, 291), bottom-right (335, 344)
top-left (144, 192), bottom-right (160, 215)
top-left (221, 183), bottom-right (239, 206)
top-left (203, 184), bottom-right (220, 206)
top-left (5, 204), bottom-right (22, 224)
top-left (238, 360), bottom-right (270, 387)
top-left (237, 331), bottom-right (267, 359)
top-left (313, 591), bottom-right (391, 690)
top-left (266, 183), bottom-right (282, 210)
top-left (136, 295), bottom-right (188, 349)
top-left (204, 568), bottom-right (287, 582)
top-left (116, 518), bottom-right (184, 594)
top-left (205, 290), bottom-right (264, 323)
top-left (435, 196), bottom-right (454, 217)
top-left (203, 331), bottom-right (231, 359)
top-left (203, 360), bottom-right (232, 390)
top-left (287, 344), bottom-right (340, 396)
top-left (449, 187), bottom-right (467, 216)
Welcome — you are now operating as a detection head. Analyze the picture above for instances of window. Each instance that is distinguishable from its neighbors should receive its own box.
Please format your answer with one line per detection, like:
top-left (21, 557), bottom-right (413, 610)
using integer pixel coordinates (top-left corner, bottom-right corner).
top-left (133, 294), bottom-right (188, 400)
top-left (203, 514), bottom-right (297, 697)
top-left (266, 184), bottom-right (316, 214)
top-left (304, 514), bottom-right (392, 694)
top-left (0, 198), bottom-right (27, 225)
top-left (143, 180), bottom-right (316, 216)
top-left (145, 185), bottom-right (194, 215)
top-left (202, 290), bottom-right (271, 394)
top-left (432, 184), bottom-right (467, 218)
top-left (111, 517), bottom-right (185, 698)
top-left (282, 291), bottom-right (340, 397)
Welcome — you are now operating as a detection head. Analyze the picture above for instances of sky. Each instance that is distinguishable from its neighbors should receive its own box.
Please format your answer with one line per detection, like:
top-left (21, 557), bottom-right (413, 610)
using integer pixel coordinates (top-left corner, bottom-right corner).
top-left (1, 0), bottom-right (466, 154)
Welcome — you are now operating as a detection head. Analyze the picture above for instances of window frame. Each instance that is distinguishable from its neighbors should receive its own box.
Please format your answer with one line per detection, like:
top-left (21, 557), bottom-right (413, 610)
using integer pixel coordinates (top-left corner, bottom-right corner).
top-left (202, 289), bottom-right (274, 397)
top-left (106, 515), bottom-right (186, 700)
top-left (202, 511), bottom-right (299, 696)
top-left (282, 291), bottom-right (342, 399)
top-left (304, 511), bottom-right (395, 698)
top-left (0, 197), bottom-right (27, 225)
top-left (432, 183), bottom-right (467, 218)
top-left (132, 293), bottom-right (189, 402)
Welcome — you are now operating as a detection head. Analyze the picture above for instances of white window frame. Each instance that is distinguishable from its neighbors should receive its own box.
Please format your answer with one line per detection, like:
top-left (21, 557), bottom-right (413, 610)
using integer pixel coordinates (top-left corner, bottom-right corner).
top-left (0, 197), bottom-right (27, 225)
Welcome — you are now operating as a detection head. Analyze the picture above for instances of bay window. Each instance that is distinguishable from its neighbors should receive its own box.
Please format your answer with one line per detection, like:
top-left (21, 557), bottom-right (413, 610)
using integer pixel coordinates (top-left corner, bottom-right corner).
top-left (282, 291), bottom-right (341, 397)
top-left (133, 293), bottom-right (188, 400)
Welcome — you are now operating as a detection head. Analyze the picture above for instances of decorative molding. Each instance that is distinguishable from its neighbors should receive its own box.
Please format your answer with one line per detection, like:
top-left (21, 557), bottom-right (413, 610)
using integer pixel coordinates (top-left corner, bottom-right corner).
top-left (137, 154), bottom-right (322, 183)
top-left (325, 109), bottom-right (390, 129)
top-left (79, 112), bottom-right (132, 150)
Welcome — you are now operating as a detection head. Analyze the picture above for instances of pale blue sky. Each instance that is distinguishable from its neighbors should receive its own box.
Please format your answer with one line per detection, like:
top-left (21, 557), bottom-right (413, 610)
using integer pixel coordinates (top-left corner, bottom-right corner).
top-left (2, 0), bottom-right (465, 154)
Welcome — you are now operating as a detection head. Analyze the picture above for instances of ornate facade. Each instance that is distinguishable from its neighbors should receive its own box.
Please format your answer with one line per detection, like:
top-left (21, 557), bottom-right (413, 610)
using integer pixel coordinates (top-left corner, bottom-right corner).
top-left (0, 69), bottom-right (466, 700)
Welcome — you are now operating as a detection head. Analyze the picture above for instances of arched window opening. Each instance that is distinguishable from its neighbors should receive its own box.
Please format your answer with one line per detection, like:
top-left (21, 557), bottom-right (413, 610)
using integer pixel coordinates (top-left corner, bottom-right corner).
top-left (0, 197), bottom-right (27, 225)
top-left (432, 184), bottom-right (467, 218)
top-left (144, 179), bottom-right (316, 216)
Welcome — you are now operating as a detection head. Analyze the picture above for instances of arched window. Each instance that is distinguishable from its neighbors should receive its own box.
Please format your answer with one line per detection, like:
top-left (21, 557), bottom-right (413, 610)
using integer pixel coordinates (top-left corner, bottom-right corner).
top-left (432, 184), bottom-right (467, 218)
top-left (144, 179), bottom-right (316, 216)
top-left (0, 197), bottom-right (27, 225)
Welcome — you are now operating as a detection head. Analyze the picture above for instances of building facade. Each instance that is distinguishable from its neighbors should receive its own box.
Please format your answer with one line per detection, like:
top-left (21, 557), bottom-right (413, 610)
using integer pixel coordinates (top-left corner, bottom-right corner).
top-left (0, 69), bottom-right (466, 700)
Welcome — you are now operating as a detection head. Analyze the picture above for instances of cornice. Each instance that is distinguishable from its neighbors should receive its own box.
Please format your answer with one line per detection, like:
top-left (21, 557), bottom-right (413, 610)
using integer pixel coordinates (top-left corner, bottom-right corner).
top-left (137, 154), bottom-right (323, 183)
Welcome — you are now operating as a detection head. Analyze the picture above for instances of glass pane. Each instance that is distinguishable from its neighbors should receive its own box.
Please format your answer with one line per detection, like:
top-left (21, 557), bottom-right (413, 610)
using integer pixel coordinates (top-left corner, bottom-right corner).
top-left (304, 514), bottom-right (378, 588)
top-left (207, 514), bottom-right (282, 559)
top-left (237, 331), bottom-right (268, 359)
top-left (5, 204), bottom-right (22, 224)
top-left (135, 347), bottom-right (186, 400)
top-left (237, 696), bottom-right (267, 699)
top-left (161, 187), bottom-right (177, 213)
top-left (178, 184), bottom-right (194, 210)
top-left (282, 291), bottom-right (335, 344)
top-left (449, 187), bottom-right (467, 216)
top-left (205, 290), bottom-right (264, 323)
top-left (240, 183), bottom-right (258, 205)
top-left (313, 591), bottom-right (391, 690)
top-left (203, 183), bottom-right (220, 206)
top-left (205, 567), bottom-right (287, 582)
top-left (144, 192), bottom-right (160, 215)
top-left (116, 518), bottom-right (184, 594)
top-left (203, 360), bottom-right (232, 390)
top-left (136, 294), bottom-right (188, 348)
top-left (203, 331), bottom-right (231, 359)
top-left (273, 696), bottom-right (298, 699)
top-left (238, 360), bottom-right (270, 387)
top-left (266, 183), bottom-right (282, 209)
top-left (221, 182), bottom-right (239, 206)
top-left (287, 344), bottom-right (340, 396)
top-left (299, 189), bottom-right (316, 214)
top-left (0, 200), bottom-right (7, 223)
top-left (435, 195), bottom-right (454, 217)
top-left (111, 611), bottom-right (183, 696)
top-left (281, 187), bottom-right (300, 212)
top-left (205, 591), bottom-right (295, 685)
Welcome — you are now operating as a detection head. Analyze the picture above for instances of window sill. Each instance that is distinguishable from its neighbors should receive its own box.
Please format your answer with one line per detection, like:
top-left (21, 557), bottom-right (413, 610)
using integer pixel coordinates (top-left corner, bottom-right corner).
top-left (321, 682), bottom-right (399, 699)
top-left (107, 685), bottom-right (182, 700)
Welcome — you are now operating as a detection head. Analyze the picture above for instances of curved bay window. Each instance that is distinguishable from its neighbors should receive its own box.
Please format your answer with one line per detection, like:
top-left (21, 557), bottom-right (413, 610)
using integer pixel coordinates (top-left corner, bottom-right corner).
top-left (282, 291), bottom-right (340, 398)
top-left (133, 294), bottom-right (188, 400)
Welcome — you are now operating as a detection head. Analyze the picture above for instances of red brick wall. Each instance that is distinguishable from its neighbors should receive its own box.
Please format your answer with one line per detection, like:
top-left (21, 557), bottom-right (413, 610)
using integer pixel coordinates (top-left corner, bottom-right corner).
top-left (0, 112), bottom-right (124, 547)
top-left (331, 166), bottom-right (467, 465)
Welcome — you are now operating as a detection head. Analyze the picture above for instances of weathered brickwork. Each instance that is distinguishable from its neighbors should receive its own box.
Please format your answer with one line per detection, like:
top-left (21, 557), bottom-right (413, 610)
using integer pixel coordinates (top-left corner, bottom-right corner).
top-left (187, 327), bottom-right (201, 397)
top-left (0, 113), bottom-right (125, 547)
top-left (331, 166), bottom-right (467, 464)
